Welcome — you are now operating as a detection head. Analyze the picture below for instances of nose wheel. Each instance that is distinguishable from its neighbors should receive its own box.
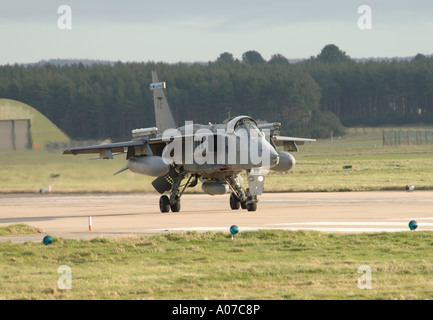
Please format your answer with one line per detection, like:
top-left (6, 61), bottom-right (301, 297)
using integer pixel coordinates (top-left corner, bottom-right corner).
top-left (229, 193), bottom-right (257, 211)
top-left (230, 193), bottom-right (241, 210)
top-left (245, 197), bottom-right (257, 211)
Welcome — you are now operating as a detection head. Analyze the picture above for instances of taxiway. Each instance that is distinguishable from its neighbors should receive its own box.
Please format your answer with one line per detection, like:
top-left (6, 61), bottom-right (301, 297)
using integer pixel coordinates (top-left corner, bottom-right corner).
top-left (1, 191), bottom-right (432, 243)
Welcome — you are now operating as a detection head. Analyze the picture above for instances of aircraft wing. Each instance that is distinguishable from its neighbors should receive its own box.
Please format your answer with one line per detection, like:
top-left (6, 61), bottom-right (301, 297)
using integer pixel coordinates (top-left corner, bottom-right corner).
top-left (63, 138), bottom-right (172, 159)
top-left (149, 132), bottom-right (214, 143)
top-left (272, 136), bottom-right (316, 152)
top-left (63, 141), bottom-right (147, 155)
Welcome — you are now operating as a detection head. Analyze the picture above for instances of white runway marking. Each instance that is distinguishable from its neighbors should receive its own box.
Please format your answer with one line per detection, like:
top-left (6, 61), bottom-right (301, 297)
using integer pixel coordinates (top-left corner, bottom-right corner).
top-left (268, 222), bottom-right (433, 226)
top-left (157, 224), bottom-right (433, 233)
top-left (387, 217), bottom-right (433, 221)
top-left (261, 199), bottom-right (433, 203)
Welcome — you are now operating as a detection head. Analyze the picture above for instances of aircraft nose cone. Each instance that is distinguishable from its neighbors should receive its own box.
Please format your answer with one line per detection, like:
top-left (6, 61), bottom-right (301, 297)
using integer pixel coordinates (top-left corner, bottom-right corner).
top-left (260, 141), bottom-right (279, 168)
top-left (250, 139), bottom-right (280, 168)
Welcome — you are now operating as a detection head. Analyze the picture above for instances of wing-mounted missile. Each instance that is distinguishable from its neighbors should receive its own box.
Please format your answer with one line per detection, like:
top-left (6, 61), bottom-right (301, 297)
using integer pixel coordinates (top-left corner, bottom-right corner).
top-left (131, 127), bottom-right (158, 140)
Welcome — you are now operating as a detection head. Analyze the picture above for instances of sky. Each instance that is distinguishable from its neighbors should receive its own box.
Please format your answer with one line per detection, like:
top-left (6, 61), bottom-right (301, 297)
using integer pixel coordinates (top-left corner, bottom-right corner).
top-left (1, 0), bottom-right (433, 65)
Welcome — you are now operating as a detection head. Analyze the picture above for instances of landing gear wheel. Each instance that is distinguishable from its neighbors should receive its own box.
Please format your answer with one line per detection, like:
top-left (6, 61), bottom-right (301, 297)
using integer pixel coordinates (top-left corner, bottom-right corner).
top-left (230, 193), bottom-right (241, 210)
top-left (159, 195), bottom-right (170, 213)
top-left (240, 201), bottom-right (247, 210)
top-left (170, 200), bottom-right (181, 213)
top-left (246, 201), bottom-right (257, 212)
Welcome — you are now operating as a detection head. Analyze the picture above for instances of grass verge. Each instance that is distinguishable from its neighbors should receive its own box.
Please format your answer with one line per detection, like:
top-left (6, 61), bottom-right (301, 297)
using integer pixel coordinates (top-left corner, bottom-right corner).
top-left (1, 226), bottom-right (433, 299)
top-left (0, 224), bottom-right (42, 236)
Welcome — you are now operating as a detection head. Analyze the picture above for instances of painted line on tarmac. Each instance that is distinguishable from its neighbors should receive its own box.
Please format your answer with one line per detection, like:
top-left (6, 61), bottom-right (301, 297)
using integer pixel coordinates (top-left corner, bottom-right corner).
top-left (155, 226), bottom-right (433, 233)
top-left (267, 221), bottom-right (433, 226)
top-left (261, 199), bottom-right (433, 203)
top-left (387, 217), bottom-right (433, 221)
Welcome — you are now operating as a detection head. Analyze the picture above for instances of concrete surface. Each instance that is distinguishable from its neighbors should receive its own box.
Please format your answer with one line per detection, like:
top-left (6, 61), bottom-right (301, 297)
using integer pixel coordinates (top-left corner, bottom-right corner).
top-left (1, 191), bottom-right (432, 243)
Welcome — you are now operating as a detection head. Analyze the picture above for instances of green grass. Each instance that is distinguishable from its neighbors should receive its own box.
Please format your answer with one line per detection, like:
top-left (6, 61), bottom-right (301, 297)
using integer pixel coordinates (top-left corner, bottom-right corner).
top-left (0, 149), bottom-right (156, 193)
top-left (0, 224), bottom-right (42, 236)
top-left (265, 126), bottom-right (433, 192)
top-left (1, 126), bottom-right (433, 193)
top-left (1, 228), bottom-right (433, 299)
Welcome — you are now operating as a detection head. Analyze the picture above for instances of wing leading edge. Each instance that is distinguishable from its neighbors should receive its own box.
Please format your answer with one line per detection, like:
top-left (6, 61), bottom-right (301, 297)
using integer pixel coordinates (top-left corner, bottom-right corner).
top-left (63, 140), bottom-right (147, 155)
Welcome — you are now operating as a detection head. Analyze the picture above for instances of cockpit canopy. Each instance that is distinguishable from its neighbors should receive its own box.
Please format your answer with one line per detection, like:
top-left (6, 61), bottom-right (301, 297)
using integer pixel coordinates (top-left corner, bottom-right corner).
top-left (226, 116), bottom-right (261, 136)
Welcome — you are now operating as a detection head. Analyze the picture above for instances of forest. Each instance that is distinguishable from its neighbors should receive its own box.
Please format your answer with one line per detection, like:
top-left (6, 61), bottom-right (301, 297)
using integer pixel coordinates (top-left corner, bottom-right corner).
top-left (0, 44), bottom-right (432, 141)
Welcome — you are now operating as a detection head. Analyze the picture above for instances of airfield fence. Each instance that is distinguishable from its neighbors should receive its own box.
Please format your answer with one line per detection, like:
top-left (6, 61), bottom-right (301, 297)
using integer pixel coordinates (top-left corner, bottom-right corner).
top-left (383, 130), bottom-right (433, 146)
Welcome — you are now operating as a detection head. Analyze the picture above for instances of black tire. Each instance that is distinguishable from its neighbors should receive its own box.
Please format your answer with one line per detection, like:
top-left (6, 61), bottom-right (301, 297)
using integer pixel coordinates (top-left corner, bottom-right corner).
top-left (170, 200), bottom-right (181, 212)
top-left (229, 193), bottom-right (241, 210)
top-left (159, 195), bottom-right (170, 213)
top-left (246, 202), bottom-right (257, 212)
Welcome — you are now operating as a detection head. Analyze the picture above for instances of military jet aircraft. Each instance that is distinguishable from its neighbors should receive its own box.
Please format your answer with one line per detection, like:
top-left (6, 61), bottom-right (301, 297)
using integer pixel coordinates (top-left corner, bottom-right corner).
top-left (64, 71), bottom-right (315, 212)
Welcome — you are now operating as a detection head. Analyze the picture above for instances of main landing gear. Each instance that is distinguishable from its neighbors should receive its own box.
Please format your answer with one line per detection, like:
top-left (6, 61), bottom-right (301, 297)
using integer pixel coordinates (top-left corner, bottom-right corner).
top-left (158, 170), bottom-right (197, 213)
top-left (159, 194), bottom-right (180, 213)
top-left (157, 169), bottom-right (263, 213)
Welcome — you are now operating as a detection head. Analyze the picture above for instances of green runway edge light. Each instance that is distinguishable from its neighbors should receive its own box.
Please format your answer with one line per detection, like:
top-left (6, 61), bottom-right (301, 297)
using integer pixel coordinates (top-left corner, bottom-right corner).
top-left (409, 220), bottom-right (418, 231)
top-left (230, 225), bottom-right (239, 235)
top-left (230, 225), bottom-right (239, 240)
top-left (43, 235), bottom-right (53, 245)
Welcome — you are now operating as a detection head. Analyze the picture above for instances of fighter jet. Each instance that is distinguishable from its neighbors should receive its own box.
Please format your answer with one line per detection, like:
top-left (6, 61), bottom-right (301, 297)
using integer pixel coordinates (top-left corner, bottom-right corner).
top-left (63, 71), bottom-right (315, 212)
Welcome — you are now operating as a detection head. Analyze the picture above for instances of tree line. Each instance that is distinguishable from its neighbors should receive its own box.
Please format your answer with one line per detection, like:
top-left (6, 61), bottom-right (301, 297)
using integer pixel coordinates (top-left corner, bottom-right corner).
top-left (0, 44), bottom-right (432, 141)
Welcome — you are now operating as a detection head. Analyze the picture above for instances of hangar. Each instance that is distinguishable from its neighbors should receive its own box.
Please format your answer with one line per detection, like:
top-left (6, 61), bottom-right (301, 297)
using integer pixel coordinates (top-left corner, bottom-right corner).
top-left (0, 99), bottom-right (69, 150)
top-left (0, 118), bottom-right (31, 150)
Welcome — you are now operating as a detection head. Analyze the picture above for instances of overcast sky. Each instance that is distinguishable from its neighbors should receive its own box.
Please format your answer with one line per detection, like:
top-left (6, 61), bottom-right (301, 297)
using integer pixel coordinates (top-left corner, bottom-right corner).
top-left (1, 0), bottom-right (433, 64)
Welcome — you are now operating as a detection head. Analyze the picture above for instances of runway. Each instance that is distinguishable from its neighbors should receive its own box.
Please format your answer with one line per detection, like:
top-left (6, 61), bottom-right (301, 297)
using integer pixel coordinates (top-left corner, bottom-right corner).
top-left (1, 191), bottom-right (433, 242)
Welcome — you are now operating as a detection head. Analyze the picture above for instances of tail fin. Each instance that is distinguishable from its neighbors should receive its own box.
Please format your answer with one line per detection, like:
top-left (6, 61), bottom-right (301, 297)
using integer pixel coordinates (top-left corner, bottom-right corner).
top-left (151, 71), bottom-right (177, 135)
